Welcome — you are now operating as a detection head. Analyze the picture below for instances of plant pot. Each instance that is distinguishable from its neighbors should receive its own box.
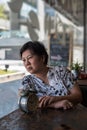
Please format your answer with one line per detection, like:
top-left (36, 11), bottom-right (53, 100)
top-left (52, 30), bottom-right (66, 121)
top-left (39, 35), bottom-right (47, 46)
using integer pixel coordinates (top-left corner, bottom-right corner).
top-left (71, 69), bottom-right (79, 80)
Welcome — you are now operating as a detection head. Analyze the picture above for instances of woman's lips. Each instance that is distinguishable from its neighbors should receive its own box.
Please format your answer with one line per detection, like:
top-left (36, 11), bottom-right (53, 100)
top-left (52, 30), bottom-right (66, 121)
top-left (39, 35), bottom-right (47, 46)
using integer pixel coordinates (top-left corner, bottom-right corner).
top-left (27, 66), bottom-right (32, 71)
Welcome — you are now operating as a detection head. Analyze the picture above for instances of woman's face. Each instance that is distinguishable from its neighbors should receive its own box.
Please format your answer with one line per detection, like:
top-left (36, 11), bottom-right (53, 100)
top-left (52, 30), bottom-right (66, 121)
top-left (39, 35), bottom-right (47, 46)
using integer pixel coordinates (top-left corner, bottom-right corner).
top-left (21, 49), bottom-right (45, 74)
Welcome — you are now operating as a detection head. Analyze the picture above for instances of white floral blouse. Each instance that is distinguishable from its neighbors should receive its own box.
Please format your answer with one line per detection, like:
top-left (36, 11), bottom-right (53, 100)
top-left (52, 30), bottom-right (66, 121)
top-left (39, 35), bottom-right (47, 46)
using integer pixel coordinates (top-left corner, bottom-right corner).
top-left (21, 66), bottom-right (74, 97)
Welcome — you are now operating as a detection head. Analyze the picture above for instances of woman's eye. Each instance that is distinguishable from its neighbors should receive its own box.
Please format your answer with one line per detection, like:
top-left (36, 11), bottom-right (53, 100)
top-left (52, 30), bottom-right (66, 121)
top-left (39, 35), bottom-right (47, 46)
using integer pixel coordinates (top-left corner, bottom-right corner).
top-left (22, 55), bottom-right (34, 63)
top-left (27, 55), bottom-right (33, 60)
top-left (22, 59), bottom-right (26, 62)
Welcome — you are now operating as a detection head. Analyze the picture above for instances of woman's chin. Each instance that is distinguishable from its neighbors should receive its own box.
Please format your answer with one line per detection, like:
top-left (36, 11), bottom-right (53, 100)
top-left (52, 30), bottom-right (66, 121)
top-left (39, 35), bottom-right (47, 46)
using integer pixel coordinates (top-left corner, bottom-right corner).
top-left (27, 69), bottom-right (34, 74)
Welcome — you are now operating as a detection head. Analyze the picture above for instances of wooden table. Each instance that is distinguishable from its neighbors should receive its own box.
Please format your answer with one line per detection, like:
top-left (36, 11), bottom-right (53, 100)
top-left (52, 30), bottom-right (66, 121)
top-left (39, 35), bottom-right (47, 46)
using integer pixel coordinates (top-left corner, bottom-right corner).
top-left (0, 105), bottom-right (87, 130)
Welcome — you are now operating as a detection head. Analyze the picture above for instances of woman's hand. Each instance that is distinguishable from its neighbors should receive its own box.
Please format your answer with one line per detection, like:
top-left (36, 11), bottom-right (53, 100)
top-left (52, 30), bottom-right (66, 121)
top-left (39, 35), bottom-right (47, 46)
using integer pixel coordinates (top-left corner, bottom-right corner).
top-left (48, 100), bottom-right (73, 110)
top-left (38, 96), bottom-right (55, 108)
top-left (38, 96), bottom-right (73, 110)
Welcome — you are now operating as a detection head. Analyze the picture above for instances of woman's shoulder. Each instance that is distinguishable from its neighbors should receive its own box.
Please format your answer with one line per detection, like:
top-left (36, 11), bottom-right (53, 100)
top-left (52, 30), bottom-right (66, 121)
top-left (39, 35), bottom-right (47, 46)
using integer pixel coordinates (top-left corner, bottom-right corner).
top-left (48, 66), bottom-right (71, 77)
top-left (48, 65), bottom-right (67, 71)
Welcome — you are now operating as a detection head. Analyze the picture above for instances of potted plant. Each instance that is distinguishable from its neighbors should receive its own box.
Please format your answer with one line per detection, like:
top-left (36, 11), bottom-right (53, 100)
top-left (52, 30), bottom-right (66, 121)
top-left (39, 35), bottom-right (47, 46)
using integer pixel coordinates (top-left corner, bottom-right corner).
top-left (70, 61), bottom-right (83, 80)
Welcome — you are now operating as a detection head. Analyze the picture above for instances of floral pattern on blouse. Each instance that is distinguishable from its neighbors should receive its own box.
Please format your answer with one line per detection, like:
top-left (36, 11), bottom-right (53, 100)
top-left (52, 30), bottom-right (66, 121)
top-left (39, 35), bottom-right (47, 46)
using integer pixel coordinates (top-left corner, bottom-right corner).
top-left (21, 66), bottom-right (74, 97)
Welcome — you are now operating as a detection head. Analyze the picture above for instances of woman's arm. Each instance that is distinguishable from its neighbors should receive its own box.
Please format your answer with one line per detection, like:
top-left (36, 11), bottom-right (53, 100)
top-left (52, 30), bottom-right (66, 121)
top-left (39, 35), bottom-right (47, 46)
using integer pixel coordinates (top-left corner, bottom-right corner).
top-left (53, 83), bottom-right (82, 104)
top-left (38, 83), bottom-right (82, 108)
top-left (38, 99), bottom-right (73, 110)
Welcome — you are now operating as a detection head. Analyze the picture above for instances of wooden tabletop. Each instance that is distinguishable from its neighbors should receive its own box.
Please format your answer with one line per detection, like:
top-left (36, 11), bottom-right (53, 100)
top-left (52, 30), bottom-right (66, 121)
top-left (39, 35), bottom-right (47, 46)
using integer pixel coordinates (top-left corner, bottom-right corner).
top-left (0, 105), bottom-right (87, 130)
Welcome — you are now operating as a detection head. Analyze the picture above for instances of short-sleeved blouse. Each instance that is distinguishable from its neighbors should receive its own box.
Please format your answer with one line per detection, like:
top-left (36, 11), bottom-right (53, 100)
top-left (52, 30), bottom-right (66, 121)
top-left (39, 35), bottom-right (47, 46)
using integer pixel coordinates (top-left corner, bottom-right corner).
top-left (21, 66), bottom-right (74, 97)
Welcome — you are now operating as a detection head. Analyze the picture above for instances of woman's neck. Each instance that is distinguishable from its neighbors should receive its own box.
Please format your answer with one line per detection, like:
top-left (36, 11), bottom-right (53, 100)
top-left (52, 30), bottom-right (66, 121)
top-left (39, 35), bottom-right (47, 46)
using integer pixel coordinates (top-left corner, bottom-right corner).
top-left (35, 66), bottom-right (49, 78)
top-left (34, 66), bottom-right (49, 84)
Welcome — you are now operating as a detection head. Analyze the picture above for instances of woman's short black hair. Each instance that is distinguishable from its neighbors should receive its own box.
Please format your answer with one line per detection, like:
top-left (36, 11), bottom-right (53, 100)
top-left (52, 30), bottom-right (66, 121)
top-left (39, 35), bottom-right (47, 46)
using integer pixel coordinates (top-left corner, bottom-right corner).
top-left (20, 41), bottom-right (48, 65)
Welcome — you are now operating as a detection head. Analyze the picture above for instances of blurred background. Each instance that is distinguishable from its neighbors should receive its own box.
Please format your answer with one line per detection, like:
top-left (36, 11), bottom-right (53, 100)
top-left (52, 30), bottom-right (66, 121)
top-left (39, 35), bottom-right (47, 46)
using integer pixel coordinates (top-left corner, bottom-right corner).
top-left (0, 0), bottom-right (84, 70)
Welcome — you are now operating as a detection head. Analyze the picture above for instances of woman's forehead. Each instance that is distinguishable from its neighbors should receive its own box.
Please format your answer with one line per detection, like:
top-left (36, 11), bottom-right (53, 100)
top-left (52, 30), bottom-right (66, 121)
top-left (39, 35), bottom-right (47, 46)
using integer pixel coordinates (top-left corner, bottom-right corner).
top-left (23, 49), bottom-right (34, 54)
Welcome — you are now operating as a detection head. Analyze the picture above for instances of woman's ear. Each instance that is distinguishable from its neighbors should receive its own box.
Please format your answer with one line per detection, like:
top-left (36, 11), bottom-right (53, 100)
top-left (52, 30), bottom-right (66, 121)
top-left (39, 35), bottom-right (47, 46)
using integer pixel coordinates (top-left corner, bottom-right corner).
top-left (42, 55), bottom-right (45, 63)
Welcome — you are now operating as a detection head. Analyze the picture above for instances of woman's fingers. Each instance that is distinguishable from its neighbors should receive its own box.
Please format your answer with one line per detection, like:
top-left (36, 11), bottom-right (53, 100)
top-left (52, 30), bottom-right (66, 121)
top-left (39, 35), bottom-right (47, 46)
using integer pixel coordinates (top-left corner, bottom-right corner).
top-left (63, 101), bottom-right (73, 110)
top-left (39, 96), bottom-right (52, 108)
top-left (68, 102), bottom-right (73, 107)
top-left (48, 100), bottom-right (73, 110)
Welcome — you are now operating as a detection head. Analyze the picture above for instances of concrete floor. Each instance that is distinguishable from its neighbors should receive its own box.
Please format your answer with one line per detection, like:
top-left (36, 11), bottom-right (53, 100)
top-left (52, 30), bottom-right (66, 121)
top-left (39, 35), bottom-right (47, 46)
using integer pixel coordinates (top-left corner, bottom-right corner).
top-left (0, 79), bottom-right (22, 118)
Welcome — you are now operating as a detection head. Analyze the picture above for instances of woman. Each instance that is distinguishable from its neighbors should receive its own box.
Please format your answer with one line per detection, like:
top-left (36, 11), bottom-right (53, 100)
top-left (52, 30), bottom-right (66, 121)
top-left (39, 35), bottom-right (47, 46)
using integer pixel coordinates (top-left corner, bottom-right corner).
top-left (19, 41), bottom-right (82, 110)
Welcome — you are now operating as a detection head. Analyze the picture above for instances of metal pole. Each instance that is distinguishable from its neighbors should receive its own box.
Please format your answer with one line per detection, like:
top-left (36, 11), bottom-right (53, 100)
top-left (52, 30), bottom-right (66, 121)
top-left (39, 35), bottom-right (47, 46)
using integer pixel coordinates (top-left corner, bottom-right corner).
top-left (83, 0), bottom-right (87, 72)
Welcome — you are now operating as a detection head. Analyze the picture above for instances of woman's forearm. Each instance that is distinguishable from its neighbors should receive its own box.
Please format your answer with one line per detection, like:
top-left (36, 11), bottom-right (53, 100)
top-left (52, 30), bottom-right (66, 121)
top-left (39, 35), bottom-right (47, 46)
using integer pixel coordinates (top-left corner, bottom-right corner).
top-left (52, 94), bottom-right (82, 105)
top-left (52, 85), bottom-right (82, 105)
top-left (39, 89), bottom-right (82, 108)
